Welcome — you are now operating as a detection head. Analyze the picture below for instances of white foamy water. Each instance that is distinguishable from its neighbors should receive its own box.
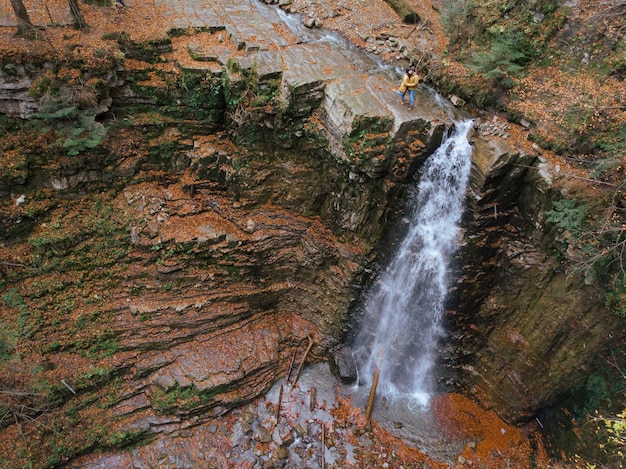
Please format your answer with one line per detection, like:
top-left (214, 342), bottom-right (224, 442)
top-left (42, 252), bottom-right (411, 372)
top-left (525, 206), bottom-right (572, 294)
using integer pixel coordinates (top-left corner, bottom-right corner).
top-left (353, 120), bottom-right (474, 406)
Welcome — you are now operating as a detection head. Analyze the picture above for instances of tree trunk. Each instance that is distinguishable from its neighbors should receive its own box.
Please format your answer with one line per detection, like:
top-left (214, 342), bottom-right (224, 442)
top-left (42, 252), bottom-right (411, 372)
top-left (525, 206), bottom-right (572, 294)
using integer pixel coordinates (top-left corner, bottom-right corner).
top-left (68, 0), bottom-right (87, 30)
top-left (9, 0), bottom-right (36, 38)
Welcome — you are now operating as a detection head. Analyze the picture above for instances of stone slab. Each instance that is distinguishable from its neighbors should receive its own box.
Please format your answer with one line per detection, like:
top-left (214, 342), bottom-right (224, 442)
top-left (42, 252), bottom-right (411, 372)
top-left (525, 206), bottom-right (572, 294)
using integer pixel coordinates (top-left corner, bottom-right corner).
top-left (281, 42), bottom-right (359, 93)
top-left (212, 0), bottom-right (290, 52)
top-left (323, 76), bottom-right (388, 138)
top-left (231, 50), bottom-right (283, 81)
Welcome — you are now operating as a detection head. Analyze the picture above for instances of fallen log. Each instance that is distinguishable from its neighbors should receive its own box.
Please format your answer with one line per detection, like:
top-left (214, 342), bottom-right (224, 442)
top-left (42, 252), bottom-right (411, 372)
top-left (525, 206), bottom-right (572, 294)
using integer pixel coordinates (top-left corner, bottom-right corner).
top-left (310, 386), bottom-right (317, 412)
top-left (383, 0), bottom-right (420, 24)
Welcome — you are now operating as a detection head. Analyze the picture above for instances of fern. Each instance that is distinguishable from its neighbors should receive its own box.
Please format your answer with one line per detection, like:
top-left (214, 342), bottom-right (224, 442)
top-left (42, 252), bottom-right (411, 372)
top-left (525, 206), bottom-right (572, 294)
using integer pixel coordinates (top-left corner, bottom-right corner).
top-left (61, 112), bottom-right (107, 156)
top-left (35, 104), bottom-right (78, 121)
top-left (593, 123), bottom-right (626, 179)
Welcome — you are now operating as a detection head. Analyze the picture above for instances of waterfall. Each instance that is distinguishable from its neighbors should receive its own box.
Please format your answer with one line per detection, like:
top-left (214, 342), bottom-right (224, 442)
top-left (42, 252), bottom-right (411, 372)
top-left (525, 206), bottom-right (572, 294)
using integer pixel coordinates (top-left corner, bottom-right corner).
top-left (353, 120), bottom-right (474, 406)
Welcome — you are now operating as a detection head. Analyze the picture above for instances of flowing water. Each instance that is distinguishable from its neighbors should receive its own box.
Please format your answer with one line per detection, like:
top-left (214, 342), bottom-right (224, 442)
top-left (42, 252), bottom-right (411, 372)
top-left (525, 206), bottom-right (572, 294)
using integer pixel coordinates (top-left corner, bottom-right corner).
top-left (352, 120), bottom-right (474, 406)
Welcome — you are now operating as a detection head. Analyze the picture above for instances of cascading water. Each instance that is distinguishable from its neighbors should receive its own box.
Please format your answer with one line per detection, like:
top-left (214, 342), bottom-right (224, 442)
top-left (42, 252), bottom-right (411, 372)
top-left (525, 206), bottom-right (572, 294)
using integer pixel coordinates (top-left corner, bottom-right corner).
top-left (353, 119), bottom-right (474, 406)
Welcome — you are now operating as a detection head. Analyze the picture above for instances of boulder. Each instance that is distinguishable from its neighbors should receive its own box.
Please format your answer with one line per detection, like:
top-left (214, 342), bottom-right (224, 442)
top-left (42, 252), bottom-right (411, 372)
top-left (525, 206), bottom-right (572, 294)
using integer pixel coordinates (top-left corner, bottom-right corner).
top-left (330, 347), bottom-right (358, 384)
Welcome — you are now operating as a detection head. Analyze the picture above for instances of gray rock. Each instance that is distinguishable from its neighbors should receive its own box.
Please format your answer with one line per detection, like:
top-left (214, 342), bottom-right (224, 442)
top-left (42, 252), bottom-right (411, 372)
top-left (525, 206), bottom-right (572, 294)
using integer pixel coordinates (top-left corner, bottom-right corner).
top-left (450, 95), bottom-right (466, 107)
top-left (258, 425), bottom-right (272, 443)
top-left (329, 347), bottom-right (357, 384)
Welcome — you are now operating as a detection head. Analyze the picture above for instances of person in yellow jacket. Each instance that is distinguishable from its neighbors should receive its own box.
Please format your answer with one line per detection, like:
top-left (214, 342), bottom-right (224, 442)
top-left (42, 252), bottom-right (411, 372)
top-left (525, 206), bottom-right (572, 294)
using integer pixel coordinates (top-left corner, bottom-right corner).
top-left (395, 67), bottom-right (419, 110)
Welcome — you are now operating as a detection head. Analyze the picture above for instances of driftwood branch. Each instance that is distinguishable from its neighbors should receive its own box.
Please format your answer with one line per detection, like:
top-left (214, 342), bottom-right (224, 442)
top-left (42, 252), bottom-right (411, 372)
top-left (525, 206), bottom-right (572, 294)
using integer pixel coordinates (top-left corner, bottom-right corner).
top-left (309, 386), bottom-right (317, 412)
top-left (292, 335), bottom-right (314, 385)
top-left (1, 261), bottom-right (33, 270)
top-left (286, 351), bottom-right (297, 382)
top-left (44, 4), bottom-right (54, 24)
top-left (275, 384), bottom-right (283, 422)
top-left (321, 423), bottom-right (325, 469)
top-left (61, 379), bottom-right (76, 395)
top-left (365, 350), bottom-right (384, 422)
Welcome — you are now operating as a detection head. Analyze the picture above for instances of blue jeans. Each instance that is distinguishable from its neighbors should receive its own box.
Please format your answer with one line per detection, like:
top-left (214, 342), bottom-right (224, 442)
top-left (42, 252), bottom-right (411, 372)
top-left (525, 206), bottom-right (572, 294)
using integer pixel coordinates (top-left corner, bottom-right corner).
top-left (396, 89), bottom-right (415, 107)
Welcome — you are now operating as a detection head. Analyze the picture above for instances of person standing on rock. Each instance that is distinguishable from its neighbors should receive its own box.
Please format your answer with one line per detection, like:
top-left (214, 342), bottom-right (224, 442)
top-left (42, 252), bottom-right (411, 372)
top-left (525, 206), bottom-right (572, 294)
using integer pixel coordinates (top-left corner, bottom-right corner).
top-left (396, 68), bottom-right (410, 103)
top-left (395, 67), bottom-right (419, 110)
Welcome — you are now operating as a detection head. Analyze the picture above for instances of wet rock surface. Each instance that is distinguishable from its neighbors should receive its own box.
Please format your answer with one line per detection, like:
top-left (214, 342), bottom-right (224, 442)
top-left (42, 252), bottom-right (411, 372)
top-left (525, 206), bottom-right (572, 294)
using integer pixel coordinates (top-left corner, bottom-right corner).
top-left (329, 346), bottom-right (358, 384)
top-left (448, 131), bottom-right (623, 422)
top-left (0, 0), bottom-right (465, 465)
top-left (68, 364), bottom-right (548, 468)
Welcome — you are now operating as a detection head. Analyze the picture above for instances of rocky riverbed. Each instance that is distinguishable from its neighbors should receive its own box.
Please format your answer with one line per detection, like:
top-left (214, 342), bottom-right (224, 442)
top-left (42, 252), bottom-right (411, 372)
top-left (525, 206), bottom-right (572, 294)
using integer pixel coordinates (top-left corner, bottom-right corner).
top-left (67, 363), bottom-right (549, 468)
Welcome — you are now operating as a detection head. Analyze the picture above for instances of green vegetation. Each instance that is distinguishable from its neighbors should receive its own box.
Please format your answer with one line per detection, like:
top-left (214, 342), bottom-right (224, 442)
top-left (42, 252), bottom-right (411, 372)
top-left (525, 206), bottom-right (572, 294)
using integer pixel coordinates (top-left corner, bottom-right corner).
top-left (466, 31), bottom-right (529, 90)
top-left (30, 72), bottom-right (108, 157)
top-left (2, 288), bottom-right (40, 339)
top-left (547, 193), bottom-right (626, 317)
top-left (439, 0), bottom-right (559, 97)
top-left (105, 429), bottom-right (146, 448)
top-left (178, 70), bottom-right (224, 113)
top-left (150, 383), bottom-right (226, 414)
top-left (0, 117), bottom-right (38, 184)
top-left (0, 321), bottom-right (16, 361)
top-left (0, 194), bottom-right (131, 364)
top-left (343, 117), bottom-right (393, 165)
top-left (28, 197), bottom-right (131, 269)
top-left (437, 1), bottom-right (626, 324)
top-left (542, 363), bottom-right (625, 467)
top-left (124, 67), bottom-right (225, 128)
top-left (598, 410), bottom-right (626, 462)
top-left (74, 367), bottom-right (119, 392)
top-left (223, 61), bottom-right (285, 144)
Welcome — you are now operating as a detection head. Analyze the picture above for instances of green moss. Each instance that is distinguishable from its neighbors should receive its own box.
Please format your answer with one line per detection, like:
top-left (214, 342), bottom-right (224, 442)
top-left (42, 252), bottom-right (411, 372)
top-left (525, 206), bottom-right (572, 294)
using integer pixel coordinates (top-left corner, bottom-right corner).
top-left (105, 429), bottom-right (147, 448)
top-left (0, 321), bottom-right (17, 360)
top-left (343, 117), bottom-right (393, 165)
top-left (74, 366), bottom-right (119, 391)
top-left (151, 383), bottom-right (229, 414)
top-left (114, 33), bottom-right (172, 62)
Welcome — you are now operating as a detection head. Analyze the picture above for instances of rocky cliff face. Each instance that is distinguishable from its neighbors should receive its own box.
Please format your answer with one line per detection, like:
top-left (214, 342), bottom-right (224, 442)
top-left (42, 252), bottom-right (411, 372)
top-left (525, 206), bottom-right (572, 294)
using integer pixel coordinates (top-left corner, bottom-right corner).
top-left (0, 0), bottom-right (620, 466)
top-left (446, 125), bottom-right (622, 423)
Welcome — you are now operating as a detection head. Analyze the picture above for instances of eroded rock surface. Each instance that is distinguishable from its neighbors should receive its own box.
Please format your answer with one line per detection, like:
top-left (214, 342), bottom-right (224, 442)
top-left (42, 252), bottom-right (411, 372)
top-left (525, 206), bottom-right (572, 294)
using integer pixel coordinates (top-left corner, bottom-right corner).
top-left (447, 131), bottom-right (622, 422)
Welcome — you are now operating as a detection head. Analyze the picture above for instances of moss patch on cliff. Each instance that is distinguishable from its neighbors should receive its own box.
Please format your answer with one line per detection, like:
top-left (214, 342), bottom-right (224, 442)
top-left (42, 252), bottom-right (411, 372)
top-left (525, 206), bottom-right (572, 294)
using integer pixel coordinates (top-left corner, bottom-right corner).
top-left (343, 116), bottom-right (393, 167)
top-left (150, 382), bottom-right (230, 414)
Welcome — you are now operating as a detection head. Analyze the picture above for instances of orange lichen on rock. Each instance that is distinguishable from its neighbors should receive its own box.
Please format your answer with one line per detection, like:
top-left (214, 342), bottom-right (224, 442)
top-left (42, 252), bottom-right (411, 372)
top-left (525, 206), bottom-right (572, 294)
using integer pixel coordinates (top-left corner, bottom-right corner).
top-left (432, 393), bottom-right (550, 468)
top-left (331, 396), bottom-right (448, 468)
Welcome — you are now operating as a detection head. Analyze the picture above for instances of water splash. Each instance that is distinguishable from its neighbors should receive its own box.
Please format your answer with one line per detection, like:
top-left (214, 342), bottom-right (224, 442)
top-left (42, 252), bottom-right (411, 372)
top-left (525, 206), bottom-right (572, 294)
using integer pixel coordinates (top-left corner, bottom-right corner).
top-left (353, 120), bottom-right (474, 406)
